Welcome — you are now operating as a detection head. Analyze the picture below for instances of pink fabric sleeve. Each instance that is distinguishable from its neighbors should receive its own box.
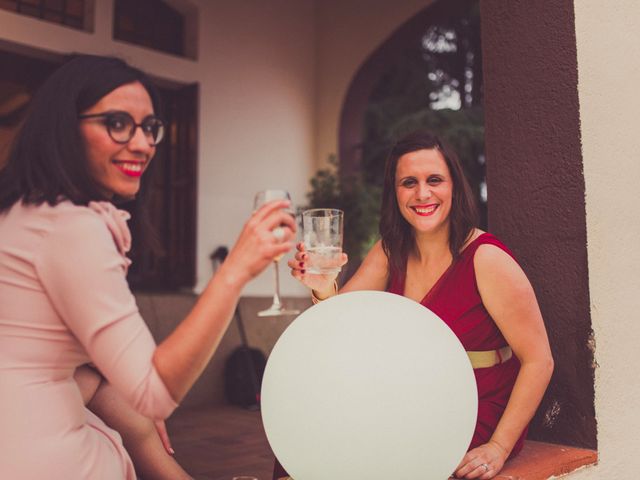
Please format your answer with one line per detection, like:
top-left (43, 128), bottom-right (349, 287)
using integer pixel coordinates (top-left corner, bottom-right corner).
top-left (34, 207), bottom-right (177, 420)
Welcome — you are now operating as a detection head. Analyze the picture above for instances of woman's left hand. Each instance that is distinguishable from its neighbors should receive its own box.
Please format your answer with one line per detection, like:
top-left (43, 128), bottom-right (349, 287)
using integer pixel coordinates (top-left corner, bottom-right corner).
top-left (453, 440), bottom-right (508, 479)
top-left (154, 420), bottom-right (175, 455)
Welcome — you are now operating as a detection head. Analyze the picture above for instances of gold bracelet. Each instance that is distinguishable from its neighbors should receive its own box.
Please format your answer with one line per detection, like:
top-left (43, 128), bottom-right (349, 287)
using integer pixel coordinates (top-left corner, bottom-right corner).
top-left (311, 281), bottom-right (338, 304)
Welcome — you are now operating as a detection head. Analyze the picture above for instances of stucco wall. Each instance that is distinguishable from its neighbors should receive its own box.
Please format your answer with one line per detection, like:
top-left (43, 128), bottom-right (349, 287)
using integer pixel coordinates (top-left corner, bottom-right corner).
top-left (194, 1), bottom-right (315, 296)
top-left (569, 0), bottom-right (640, 476)
top-left (480, 0), bottom-right (595, 448)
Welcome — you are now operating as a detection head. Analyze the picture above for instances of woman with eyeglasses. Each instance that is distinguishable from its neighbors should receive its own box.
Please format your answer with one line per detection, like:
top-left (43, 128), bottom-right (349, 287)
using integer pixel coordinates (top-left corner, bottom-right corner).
top-left (0, 55), bottom-right (296, 479)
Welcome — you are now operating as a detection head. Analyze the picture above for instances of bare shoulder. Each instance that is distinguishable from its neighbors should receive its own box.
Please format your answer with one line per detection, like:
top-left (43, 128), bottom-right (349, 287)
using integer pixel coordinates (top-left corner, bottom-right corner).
top-left (475, 241), bottom-right (512, 263)
top-left (474, 242), bottom-right (532, 293)
top-left (342, 239), bottom-right (389, 292)
top-left (362, 240), bottom-right (391, 275)
top-left (366, 240), bottom-right (388, 264)
top-left (464, 228), bottom-right (485, 248)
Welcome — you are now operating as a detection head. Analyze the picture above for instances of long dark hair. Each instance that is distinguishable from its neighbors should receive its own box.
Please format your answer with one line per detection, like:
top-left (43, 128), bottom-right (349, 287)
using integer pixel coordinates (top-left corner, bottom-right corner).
top-left (0, 54), bottom-right (161, 212)
top-left (379, 130), bottom-right (478, 277)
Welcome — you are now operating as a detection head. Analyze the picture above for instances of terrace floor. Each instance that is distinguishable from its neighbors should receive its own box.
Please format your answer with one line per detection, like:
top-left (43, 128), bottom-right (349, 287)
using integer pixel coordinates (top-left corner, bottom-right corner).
top-left (167, 405), bottom-right (597, 480)
top-left (167, 405), bottom-right (275, 480)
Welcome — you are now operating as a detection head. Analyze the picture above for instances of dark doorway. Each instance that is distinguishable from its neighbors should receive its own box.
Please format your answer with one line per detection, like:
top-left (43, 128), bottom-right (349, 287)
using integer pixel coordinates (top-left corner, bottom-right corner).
top-left (0, 49), bottom-right (60, 168)
top-left (126, 82), bottom-right (198, 290)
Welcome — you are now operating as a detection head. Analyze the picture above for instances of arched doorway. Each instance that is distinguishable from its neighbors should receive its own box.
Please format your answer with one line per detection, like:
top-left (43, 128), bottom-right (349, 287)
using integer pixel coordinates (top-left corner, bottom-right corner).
top-left (339, 0), bottom-right (486, 228)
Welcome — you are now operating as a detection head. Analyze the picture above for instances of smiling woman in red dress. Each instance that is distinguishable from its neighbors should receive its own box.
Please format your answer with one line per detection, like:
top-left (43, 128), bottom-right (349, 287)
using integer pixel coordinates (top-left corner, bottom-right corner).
top-left (283, 130), bottom-right (554, 480)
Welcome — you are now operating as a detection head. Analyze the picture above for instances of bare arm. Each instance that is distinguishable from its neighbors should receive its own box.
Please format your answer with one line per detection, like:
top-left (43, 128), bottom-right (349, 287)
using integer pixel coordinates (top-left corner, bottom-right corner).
top-left (87, 377), bottom-right (191, 479)
top-left (74, 365), bottom-right (191, 479)
top-left (153, 200), bottom-right (296, 403)
top-left (455, 245), bottom-right (554, 479)
top-left (39, 201), bottom-right (293, 420)
top-left (340, 240), bottom-right (389, 293)
top-left (74, 364), bottom-right (102, 405)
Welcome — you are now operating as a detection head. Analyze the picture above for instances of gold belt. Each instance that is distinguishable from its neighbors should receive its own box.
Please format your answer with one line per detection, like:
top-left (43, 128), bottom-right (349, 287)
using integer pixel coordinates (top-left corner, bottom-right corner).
top-left (466, 346), bottom-right (512, 369)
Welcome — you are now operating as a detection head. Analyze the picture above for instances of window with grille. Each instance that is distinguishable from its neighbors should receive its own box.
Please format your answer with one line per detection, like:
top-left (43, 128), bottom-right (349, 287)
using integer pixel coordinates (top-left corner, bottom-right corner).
top-left (113, 0), bottom-right (186, 57)
top-left (0, 0), bottom-right (89, 30)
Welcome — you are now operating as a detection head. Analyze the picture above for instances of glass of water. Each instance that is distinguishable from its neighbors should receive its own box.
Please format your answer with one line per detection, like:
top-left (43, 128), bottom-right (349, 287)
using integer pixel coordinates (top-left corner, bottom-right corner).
top-left (302, 208), bottom-right (344, 275)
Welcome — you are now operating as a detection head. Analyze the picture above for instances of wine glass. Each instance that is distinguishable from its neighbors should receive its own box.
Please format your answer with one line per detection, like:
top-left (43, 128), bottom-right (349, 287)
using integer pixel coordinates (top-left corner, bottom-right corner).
top-left (254, 189), bottom-right (300, 317)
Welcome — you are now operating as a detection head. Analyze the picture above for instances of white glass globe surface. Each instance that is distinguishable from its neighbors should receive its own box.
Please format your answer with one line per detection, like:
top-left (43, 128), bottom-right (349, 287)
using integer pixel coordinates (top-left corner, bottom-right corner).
top-left (261, 290), bottom-right (478, 480)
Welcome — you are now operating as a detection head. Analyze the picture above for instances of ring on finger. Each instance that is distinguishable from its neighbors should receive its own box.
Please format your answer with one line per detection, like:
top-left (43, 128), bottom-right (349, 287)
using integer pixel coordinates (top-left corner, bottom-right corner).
top-left (480, 463), bottom-right (490, 473)
top-left (272, 226), bottom-right (285, 242)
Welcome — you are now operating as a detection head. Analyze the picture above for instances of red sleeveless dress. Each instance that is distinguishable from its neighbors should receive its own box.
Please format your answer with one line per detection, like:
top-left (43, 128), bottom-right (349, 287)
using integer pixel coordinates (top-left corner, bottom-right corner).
top-left (386, 232), bottom-right (526, 457)
top-left (272, 233), bottom-right (525, 479)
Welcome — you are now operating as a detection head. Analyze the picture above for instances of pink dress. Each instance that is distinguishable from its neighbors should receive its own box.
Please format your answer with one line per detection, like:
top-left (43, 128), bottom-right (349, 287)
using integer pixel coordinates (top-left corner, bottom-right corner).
top-left (0, 200), bottom-right (177, 479)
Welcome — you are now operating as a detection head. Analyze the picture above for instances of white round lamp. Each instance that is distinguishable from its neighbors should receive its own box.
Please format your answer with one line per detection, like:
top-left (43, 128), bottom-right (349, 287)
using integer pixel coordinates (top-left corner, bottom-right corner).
top-left (261, 291), bottom-right (478, 479)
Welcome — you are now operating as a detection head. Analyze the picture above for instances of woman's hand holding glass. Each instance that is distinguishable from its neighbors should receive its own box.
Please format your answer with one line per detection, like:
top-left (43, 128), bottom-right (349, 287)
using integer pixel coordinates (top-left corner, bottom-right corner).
top-left (253, 190), bottom-right (300, 316)
top-left (221, 200), bottom-right (297, 286)
top-left (288, 242), bottom-right (348, 298)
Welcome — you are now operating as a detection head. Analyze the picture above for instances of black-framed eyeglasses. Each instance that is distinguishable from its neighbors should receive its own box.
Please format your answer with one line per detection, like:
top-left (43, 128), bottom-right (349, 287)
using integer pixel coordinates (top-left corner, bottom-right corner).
top-left (78, 111), bottom-right (165, 146)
